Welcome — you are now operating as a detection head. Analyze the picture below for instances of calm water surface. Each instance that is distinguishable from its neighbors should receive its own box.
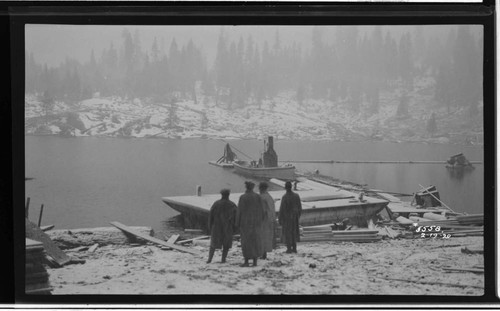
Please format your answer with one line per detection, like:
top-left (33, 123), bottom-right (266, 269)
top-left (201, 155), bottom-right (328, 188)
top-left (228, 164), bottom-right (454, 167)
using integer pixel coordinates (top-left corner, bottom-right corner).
top-left (25, 136), bottom-right (484, 233)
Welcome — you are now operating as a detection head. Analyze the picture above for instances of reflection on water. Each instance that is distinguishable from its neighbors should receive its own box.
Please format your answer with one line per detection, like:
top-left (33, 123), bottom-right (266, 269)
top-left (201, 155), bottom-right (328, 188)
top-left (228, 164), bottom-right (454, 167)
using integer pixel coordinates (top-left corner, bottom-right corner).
top-left (25, 136), bottom-right (484, 232)
top-left (445, 166), bottom-right (475, 180)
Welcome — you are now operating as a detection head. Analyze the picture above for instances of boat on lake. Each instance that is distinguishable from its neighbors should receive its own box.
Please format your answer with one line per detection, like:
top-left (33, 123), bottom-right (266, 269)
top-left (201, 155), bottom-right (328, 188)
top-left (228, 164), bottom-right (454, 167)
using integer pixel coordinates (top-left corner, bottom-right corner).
top-left (215, 136), bottom-right (296, 179)
top-left (233, 160), bottom-right (296, 180)
top-left (162, 178), bottom-right (389, 230)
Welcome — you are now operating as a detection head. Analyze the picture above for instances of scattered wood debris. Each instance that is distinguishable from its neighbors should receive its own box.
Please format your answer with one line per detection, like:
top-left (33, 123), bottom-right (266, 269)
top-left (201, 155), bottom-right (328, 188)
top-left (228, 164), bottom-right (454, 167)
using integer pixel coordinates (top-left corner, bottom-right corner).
top-left (110, 221), bottom-right (200, 255)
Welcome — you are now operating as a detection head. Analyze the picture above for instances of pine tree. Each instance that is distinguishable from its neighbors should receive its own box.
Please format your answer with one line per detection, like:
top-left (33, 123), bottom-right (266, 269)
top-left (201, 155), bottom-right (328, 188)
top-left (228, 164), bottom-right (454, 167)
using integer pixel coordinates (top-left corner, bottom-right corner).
top-left (452, 25), bottom-right (481, 108)
top-left (426, 112), bottom-right (437, 134)
top-left (40, 89), bottom-right (55, 117)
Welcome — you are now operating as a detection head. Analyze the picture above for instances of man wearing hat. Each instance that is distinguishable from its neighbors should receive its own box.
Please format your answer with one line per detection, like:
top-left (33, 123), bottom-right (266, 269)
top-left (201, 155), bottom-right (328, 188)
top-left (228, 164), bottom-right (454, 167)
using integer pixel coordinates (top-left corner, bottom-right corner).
top-left (259, 181), bottom-right (276, 260)
top-left (207, 188), bottom-right (237, 263)
top-left (279, 181), bottom-right (302, 253)
top-left (236, 181), bottom-right (265, 267)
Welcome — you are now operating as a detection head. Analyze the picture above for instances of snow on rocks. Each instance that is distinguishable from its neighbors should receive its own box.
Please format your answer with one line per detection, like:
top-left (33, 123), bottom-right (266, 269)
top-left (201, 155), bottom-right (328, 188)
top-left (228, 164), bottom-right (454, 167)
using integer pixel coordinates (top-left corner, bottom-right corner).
top-left (24, 80), bottom-right (483, 145)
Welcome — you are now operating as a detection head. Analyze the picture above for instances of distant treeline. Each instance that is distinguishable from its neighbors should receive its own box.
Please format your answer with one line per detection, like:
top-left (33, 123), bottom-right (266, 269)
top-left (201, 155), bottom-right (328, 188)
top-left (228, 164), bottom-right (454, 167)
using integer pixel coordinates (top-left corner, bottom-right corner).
top-left (26, 26), bottom-right (482, 114)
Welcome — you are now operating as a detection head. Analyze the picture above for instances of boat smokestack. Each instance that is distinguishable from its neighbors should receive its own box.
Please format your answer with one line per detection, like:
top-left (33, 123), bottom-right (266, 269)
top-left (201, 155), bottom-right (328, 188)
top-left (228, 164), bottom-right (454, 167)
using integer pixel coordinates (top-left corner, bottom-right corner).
top-left (263, 136), bottom-right (278, 167)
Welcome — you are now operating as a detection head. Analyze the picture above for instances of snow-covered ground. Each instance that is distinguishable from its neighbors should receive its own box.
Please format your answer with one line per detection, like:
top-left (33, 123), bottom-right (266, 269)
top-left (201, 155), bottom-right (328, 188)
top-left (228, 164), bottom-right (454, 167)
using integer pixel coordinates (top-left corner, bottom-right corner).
top-left (24, 78), bottom-right (483, 145)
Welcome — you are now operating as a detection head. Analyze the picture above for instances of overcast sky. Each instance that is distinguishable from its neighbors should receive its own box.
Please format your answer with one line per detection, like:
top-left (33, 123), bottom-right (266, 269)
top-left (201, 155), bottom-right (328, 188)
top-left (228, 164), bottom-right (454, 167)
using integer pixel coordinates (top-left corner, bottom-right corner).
top-left (25, 24), bottom-right (477, 68)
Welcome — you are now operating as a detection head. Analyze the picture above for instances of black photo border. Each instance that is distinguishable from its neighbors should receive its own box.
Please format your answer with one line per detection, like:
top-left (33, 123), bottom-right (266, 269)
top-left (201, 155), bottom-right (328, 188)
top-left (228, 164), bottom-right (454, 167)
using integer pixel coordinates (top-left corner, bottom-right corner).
top-left (2, 1), bottom-right (497, 307)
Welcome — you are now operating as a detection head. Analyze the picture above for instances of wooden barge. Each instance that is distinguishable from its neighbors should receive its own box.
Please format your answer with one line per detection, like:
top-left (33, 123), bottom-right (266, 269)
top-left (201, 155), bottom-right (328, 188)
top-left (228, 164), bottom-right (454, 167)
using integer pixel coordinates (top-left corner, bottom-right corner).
top-left (162, 179), bottom-right (388, 229)
top-left (232, 161), bottom-right (296, 180)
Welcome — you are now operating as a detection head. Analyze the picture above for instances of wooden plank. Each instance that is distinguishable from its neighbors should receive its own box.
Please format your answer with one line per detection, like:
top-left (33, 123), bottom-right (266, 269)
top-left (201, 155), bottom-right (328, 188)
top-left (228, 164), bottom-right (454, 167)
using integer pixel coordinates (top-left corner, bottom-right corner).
top-left (389, 206), bottom-right (449, 214)
top-left (88, 243), bottom-right (99, 253)
top-left (443, 229), bottom-right (484, 234)
top-left (461, 246), bottom-right (484, 254)
top-left (166, 234), bottom-right (180, 244)
top-left (300, 236), bottom-right (381, 243)
top-left (184, 229), bottom-right (203, 234)
top-left (67, 246), bottom-right (88, 252)
top-left (25, 219), bottom-right (71, 267)
top-left (109, 222), bottom-right (200, 255)
top-left (176, 235), bottom-right (210, 245)
top-left (331, 230), bottom-right (379, 235)
top-left (304, 234), bottom-right (377, 240)
top-left (40, 225), bottom-right (55, 232)
top-left (377, 192), bottom-right (402, 203)
top-left (443, 267), bottom-right (484, 274)
top-left (381, 277), bottom-right (483, 289)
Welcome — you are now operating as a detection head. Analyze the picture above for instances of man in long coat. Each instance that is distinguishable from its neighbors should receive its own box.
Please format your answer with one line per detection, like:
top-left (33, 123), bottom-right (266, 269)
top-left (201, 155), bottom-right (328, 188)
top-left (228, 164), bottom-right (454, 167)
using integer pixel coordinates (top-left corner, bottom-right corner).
top-left (207, 189), bottom-right (237, 263)
top-left (259, 182), bottom-right (276, 259)
top-left (237, 181), bottom-right (265, 267)
top-left (279, 181), bottom-right (302, 253)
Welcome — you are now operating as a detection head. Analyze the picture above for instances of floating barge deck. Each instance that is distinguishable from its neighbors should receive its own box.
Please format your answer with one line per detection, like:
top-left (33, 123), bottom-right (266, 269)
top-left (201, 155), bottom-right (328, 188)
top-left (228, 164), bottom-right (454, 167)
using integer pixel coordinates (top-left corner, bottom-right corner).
top-left (162, 179), bottom-right (389, 229)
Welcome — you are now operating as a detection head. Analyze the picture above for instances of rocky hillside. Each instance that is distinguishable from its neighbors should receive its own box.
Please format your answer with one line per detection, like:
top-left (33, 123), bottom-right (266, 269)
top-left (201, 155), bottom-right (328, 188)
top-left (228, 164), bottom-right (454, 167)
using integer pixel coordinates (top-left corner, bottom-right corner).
top-left (25, 77), bottom-right (483, 145)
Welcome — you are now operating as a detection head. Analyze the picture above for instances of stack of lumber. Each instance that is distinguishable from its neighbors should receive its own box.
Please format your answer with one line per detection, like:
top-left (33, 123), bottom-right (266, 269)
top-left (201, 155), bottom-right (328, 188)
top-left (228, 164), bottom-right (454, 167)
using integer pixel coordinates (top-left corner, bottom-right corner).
top-left (408, 218), bottom-right (461, 228)
top-left (26, 239), bottom-right (52, 295)
top-left (407, 215), bottom-right (483, 237)
top-left (442, 227), bottom-right (484, 237)
top-left (300, 227), bottom-right (381, 243)
top-left (26, 219), bottom-right (71, 267)
top-left (456, 214), bottom-right (483, 226)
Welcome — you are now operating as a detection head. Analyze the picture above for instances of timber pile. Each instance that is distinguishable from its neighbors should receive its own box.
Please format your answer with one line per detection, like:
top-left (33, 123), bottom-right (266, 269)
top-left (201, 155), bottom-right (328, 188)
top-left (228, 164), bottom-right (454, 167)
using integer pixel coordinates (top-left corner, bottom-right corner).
top-left (456, 214), bottom-right (483, 226)
top-left (300, 226), bottom-right (381, 243)
top-left (25, 219), bottom-right (71, 267)
top-left (389, 212), bottom-right (484, 238)
top-left (26, 239), bottom-right (52, 295)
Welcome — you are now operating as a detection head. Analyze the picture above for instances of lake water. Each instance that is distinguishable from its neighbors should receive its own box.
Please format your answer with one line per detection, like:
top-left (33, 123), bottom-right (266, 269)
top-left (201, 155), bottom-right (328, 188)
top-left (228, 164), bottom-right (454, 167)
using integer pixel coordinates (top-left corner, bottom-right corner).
top-left (25, 136), bottom-right (484, 234)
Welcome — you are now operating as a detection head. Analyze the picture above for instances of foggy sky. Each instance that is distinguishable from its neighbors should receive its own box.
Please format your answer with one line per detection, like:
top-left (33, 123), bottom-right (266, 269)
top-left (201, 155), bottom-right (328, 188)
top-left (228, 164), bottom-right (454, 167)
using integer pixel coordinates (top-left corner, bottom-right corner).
top-left (25, 25), bottom-right (474, 68)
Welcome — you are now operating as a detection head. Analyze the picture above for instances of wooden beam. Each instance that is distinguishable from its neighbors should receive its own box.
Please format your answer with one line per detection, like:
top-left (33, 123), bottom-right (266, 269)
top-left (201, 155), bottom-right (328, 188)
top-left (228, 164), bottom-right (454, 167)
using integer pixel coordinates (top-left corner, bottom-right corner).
top-left (38, 204), bottom-right (44, 227)
top-left (25, 197), bottom-right (30, 219)
top-left (166, 234), bottom-right (180, 244)
top-left (88, 243), bottom-right (99, 253)
top-left (381, 276), bottom-right (483, 289)
top-left (40, 225), bottom-right (55, 232)
top-left (176, 235), bottom-right (210, 245)
top-left (109, 222), bottom-right (200, 255)
top-left (443, 267), bottom-right (484, 274)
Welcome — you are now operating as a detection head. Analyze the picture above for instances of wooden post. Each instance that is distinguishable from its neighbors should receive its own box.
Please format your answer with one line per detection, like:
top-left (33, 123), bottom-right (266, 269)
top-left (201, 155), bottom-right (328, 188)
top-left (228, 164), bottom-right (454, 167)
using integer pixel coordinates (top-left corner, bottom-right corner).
top-left (38, 204), bottom-right (44, 228)
top-left (25, 197), bottom-right (31, 219)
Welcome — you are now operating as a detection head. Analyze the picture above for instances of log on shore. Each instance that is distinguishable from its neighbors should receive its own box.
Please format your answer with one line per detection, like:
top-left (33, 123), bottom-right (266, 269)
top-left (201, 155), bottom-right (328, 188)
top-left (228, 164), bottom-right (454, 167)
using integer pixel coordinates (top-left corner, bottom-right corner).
top-left (46, 226), bottom-right (154, 249)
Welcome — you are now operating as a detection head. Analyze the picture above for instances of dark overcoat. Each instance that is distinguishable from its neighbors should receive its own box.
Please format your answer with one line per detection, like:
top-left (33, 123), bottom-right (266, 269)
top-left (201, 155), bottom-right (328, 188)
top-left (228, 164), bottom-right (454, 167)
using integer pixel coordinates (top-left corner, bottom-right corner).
top-left (279, 190), bottom-right (302, 244)
top-left (237, 190), bottom-right (264, 259)
top-left (260, 192), bottom-right (276, 252)
top-left (208, 198), bottom-right (237, 249)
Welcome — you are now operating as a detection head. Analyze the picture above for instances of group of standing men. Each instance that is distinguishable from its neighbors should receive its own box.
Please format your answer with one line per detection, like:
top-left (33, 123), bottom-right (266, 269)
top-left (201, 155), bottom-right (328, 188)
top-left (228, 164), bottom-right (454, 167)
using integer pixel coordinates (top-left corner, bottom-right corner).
top-left (206, 180), bottom-right (302, 267)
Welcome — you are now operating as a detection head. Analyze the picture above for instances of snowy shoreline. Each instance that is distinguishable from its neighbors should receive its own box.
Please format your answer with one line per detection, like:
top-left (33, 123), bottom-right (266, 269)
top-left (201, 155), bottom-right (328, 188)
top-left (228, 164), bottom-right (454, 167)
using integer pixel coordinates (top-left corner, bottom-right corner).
top-left (47, 235), bottom-right (484, 295)
top-left (25, 80), bottom-right (484, 147)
